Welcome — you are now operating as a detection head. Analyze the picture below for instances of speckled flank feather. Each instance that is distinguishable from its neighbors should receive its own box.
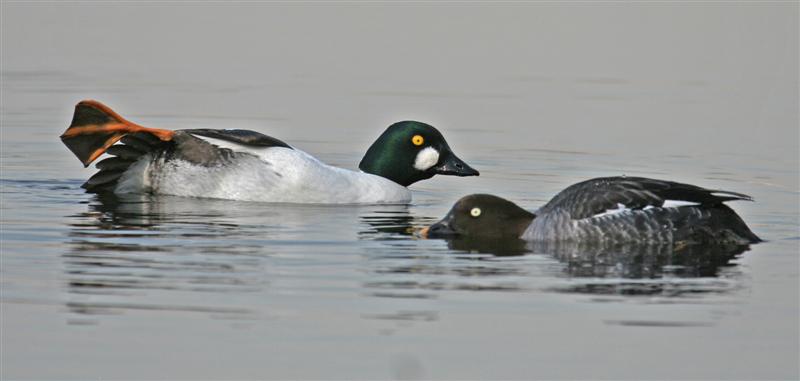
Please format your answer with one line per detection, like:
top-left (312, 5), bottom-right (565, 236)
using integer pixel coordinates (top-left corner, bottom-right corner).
top-left (525, 204), bottom-right (758, 244)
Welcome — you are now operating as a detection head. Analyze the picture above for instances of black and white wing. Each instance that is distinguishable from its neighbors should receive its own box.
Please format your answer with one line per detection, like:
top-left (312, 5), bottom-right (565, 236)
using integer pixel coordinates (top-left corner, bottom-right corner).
top-left (537, 176), bottom-right (753, 220)
top-left (181, 129), bottom-right (292, 149)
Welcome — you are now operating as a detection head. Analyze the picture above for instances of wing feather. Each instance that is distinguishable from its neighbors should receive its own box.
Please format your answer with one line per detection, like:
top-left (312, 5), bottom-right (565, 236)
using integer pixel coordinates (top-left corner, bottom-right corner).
top-left (181, 129), bottom-right (292, 149)
top-left (538, 176), bottom-right (753, 220)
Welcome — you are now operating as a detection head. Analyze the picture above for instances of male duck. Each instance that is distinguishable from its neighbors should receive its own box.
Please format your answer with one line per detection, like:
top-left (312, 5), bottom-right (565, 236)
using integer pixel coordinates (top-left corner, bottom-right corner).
top-left (423, 176), bottom-right (761, 244)
top-left (61, 100), bottom-right (478, 203)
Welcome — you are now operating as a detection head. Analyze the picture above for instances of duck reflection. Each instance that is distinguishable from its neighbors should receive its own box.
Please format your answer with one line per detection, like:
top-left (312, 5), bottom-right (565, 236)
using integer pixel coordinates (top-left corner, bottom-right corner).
top-left (438, 236), bottom-right (531, 257)
top-left (359, 213), bottom-right (530, 304)
top-left (358, 205), bottom-right (428, 240)
top-left (63, 193), bottom-right (282, 321)
top-left (63, 193), bottom-right (753, 326)
top-left (442, 236), bottom-right (751, 296)
top-left (359, 212), bottom-right (751, 299)
top-left (537, 240), bottom-right (748, 279)
top-left (443, 237), bottom-right (749, 277)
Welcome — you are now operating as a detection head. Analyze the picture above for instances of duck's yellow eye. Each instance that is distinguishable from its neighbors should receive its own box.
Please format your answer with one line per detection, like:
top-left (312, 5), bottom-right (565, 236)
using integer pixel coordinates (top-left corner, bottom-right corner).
top-left (470, 207), bottom-right (482, 218)
top-left (411, 135), bottom-right (424, 146)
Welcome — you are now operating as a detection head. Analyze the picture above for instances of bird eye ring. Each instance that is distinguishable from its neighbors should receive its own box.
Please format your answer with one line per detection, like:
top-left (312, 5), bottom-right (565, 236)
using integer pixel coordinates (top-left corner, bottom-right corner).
top-left (411, 135), bottom-right (424, 146)
top-left (470, 207), bottom-right (482, 217)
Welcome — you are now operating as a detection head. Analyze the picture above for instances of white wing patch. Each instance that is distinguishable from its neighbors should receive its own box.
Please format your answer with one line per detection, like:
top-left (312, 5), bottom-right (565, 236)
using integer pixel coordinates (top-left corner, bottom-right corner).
top-left (592, 200), bottom-right (702, 218)
top-left (592, 203), bottom-right (630, 218)
top-left (192, 135), bottom-right (281, 159)
top-left (661, 200), bottom-right (701, 208)
top-left (413, 147), bottom-right (440, 171)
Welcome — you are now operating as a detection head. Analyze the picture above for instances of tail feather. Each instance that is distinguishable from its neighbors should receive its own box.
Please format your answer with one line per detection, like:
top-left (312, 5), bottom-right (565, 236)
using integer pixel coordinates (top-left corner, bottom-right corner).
top-left (698, 204), bottom-right (762, 244)
top-left (120, 134), bottom-right (161, 153)
top-left (95, 157), bottom-right (135, 171)
top-left (60, 100), bottom-right (173, 167)
top-left (708, 190), bottom-right (754, 203)
top-left (105, 144), bottom-right (146, 160)
top-left (81, 169), bottom-right (125, 191)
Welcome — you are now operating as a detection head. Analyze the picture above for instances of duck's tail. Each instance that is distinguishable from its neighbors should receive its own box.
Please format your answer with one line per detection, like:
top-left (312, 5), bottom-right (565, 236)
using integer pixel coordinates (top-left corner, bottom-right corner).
top-left (60, 100), bottom-right (174, 167)
top-left (713, 204), bottom-right (762, 243)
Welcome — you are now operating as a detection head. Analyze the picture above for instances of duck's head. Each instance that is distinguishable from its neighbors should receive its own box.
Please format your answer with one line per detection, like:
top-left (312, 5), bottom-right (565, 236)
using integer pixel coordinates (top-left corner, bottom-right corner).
top-left (359, 121), bottom-right (479, 187)
top-left (422, 194), bottom-right (535, 239)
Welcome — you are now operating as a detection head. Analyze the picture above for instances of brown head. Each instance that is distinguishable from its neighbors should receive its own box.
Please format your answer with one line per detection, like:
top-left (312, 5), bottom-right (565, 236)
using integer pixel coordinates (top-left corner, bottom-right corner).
top-left (422, 194), bottom-right (535, 239)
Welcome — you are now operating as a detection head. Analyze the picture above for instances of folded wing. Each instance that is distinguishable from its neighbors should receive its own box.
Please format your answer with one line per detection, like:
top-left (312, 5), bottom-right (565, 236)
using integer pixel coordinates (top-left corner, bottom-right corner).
top-left (538, 176), bottom-right (753, 220)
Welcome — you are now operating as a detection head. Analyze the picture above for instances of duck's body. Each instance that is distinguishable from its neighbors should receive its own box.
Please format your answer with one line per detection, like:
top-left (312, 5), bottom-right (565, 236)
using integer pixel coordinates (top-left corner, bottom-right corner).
top-left (115, 131), bottom-right (411, 203)
top-left (61, 100), bottom-right (478, 204)
top-left (426, 176), bottom-right (761, 245)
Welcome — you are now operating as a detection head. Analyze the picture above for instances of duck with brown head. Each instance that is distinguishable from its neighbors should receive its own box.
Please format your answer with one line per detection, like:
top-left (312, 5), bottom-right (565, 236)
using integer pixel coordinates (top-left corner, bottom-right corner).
top-left (423, 177), bottom-right (760, 245)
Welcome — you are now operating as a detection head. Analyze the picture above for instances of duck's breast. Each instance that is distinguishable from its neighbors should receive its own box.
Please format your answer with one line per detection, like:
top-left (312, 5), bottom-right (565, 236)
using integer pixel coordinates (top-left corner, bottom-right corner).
top-left (241, 147), bottom-right (412, 204)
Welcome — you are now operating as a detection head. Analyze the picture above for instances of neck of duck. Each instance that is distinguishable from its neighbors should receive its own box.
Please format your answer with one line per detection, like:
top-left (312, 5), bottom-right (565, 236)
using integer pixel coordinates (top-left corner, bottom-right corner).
top-left (359, 150), bottom-right (431, 187)
top-left (509, 212), bottom-right (536, 238)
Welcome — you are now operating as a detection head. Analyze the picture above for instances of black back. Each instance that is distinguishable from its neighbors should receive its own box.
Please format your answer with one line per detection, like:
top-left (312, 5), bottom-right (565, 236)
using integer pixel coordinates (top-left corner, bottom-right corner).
top-left (181, 129), bottom-right (292, 149)
top-left (539, 176), bottom-right (753, 220)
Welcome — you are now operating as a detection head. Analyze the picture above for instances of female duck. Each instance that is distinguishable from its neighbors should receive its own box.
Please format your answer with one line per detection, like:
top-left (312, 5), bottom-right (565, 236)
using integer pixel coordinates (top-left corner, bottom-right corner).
top-left (61, 100), bottom-right (478, 203)
top-left (423, 176), bottom-right (760, 244)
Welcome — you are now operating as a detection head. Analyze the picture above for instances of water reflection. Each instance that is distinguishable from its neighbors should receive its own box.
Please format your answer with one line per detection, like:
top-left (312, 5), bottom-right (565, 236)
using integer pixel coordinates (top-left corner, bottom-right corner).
top-left (360, 214), bottom-right (531, 317)
top-left (63, 193), bottom-right (272, 321)
top-left (441, 236), bottom-right (750, 296)
top-left (360, 212), bottom-right (750, 300)
top-left (442, 235), bottom-right (749, 278)
top-left (534, 241), bottom-right (748, 279)
top-left (62, 192), bottom-right (420, 322)
top-left (439, 236), bottom-right (531, 257)
top-left (358, 207), bottom-right (429, 240)
top-left (62, 191), bottom-right (752, 327)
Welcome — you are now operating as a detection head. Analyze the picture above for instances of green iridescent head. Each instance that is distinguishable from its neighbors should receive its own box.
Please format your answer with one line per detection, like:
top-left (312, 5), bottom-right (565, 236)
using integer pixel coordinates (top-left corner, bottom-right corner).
top-left (359, 121), bottom-right (479, 187)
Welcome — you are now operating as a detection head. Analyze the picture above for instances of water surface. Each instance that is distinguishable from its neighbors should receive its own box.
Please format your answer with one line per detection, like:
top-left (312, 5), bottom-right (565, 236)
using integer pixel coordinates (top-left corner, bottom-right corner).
top-left (2, 4), bottom-right (798, 380)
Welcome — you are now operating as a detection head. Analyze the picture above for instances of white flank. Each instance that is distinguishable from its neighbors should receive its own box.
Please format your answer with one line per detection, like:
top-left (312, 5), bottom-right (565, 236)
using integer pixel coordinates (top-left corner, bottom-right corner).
top-left (114, 139), bottom-right (412, 204)
top-left (115, 155), bottom-right (153, 193)
top-left (413, 147), bottom-right (440, 171)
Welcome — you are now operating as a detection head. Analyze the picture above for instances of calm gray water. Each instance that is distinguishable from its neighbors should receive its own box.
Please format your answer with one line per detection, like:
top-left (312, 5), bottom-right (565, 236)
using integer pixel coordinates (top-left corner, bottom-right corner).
top-left (2, 4), bottom-right (798, 380)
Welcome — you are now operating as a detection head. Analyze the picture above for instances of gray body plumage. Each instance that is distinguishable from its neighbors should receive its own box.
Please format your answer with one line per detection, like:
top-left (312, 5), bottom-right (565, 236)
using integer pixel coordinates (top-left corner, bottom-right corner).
top-left (521, 177), bottom-right (760, 244)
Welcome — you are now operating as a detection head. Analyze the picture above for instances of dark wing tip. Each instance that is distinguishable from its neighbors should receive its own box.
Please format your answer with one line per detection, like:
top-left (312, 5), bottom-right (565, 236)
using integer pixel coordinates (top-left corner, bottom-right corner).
top-left (709, 190), bottom-right (755, 203)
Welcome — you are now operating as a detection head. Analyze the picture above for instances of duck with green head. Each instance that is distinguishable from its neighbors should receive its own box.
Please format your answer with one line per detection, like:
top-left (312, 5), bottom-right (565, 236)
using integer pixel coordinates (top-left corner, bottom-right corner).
top-left (60, 100), bottom-right (479, 203)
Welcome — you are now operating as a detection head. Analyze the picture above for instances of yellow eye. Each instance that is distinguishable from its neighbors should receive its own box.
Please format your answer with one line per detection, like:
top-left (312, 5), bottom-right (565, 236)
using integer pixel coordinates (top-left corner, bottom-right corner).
top-left (411, 135), bottom-right (424, 146)
top-left (470, 207), bottom-right (482, 217)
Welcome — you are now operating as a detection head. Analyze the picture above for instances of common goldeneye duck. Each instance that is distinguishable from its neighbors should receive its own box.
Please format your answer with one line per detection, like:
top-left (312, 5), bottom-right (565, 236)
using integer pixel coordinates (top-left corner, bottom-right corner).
top-left (61, 100), bottom-right (479, 203)
top-left (422, 176), bottom-right (761, 244)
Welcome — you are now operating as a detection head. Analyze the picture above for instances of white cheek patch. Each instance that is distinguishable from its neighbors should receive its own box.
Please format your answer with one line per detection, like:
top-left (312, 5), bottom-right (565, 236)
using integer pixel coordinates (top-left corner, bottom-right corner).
top-left (413, 147), bottom-right (440, 171)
